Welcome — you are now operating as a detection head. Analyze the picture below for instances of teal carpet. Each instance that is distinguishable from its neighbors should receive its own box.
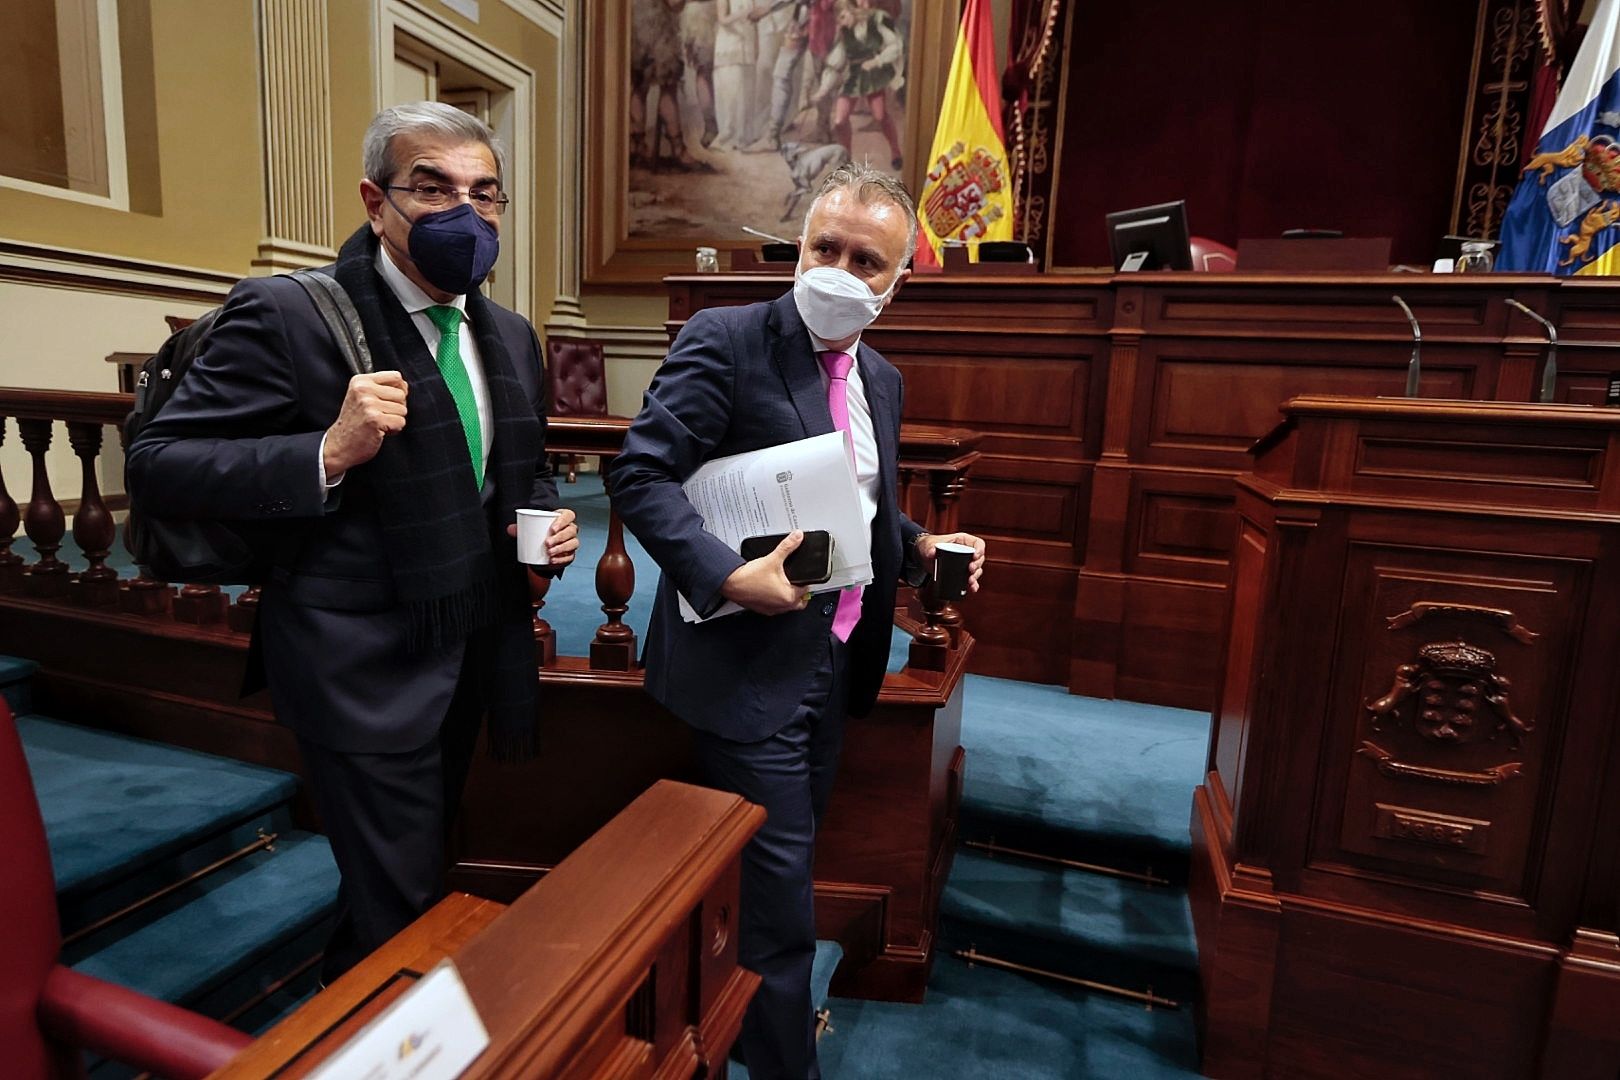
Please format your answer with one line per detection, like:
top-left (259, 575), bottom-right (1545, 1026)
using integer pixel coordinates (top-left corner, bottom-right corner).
top-left (18, 715), bottom-right (298, 897)
top-left (956, 677), bottom-right (1208, 881)
top-left (12, 480), bottom-right (1212, 1077)
top-left (819, 953), bottom-right (1200, 1079)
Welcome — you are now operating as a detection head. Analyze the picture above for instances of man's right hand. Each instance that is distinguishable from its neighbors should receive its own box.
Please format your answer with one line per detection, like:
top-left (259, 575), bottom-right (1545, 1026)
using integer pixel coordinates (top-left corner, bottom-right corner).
top-left (720, 530), bottom-right (811, 615)
top-left (323, 371), bottom-right (408, 482)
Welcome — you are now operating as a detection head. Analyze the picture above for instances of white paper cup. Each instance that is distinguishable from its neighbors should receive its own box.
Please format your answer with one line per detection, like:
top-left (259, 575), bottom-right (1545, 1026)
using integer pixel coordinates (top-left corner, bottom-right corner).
top-left (516, 508), bottom-right (560, 565)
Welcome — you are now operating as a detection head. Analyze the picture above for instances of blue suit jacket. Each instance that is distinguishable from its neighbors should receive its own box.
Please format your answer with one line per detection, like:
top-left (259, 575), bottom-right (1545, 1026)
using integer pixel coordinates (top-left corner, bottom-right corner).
top-left (610, 292), bottom-right (925, 741)
top-left (127, 268), bottom-right (558, 754)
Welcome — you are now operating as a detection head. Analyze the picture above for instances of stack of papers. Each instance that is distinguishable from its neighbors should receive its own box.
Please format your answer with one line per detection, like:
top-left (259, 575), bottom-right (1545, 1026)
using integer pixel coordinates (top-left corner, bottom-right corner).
top-left (678, 431), bottom-right (873, 622)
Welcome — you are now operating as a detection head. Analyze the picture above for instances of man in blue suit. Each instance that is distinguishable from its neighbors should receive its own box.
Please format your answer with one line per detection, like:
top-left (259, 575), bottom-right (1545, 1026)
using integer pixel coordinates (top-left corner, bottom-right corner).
top-left (611, 163), bottom-right (986, 1079)
top-left (128, 102), bottom-right (578, 983)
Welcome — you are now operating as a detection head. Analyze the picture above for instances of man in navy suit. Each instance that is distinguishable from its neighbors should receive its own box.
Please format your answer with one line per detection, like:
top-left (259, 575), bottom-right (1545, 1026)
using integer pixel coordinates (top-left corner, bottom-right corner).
top-left (611, 163), bottom-right (986, 1079)
top-left (128, 102), bottom-right (578, 983)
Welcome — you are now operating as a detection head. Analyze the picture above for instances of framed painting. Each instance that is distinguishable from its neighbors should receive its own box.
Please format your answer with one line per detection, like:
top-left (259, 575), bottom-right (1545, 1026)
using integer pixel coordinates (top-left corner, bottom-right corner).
top-left (585, 0), bottom-right (957, 285)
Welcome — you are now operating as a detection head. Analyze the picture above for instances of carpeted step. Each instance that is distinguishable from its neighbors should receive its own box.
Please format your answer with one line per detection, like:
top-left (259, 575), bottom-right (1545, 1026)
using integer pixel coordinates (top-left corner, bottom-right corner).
top-left (937, 848), bottom-right (1199, 1006)
top-left (818, 951), bottom-right (1201, 1079)
top-left (957, 676), bottom-right (1210, 884)
top-left (70, 830), bottom-right (339, 1009)
top-left (0, 653), bottom-right (39, 714)
top-left (17, 715), bottom-right (301, 900)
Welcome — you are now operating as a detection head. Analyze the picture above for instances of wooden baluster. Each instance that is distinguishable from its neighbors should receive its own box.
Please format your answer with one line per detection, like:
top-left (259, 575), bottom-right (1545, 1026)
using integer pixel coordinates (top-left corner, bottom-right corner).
top-left (173, 580), bottom-right (228, 625)
top-left (908, 574), bottom-right (951, 672)
top-left (114, 424), bottom-right (176, 616)
top-left (18, 418), bottom-right (68, 599)
top-left (227, 585), bottom-right (261, 634)
top-left (529, 569), bottom-right (557, 667)
top-left (0, 416), bottom-right (21, 594)
top-left (590, 504), bottom-right (637, 672)
top-left (66, 420), bottom-right (119, 607)
top-left (929, 468), bottom-right (970, 646)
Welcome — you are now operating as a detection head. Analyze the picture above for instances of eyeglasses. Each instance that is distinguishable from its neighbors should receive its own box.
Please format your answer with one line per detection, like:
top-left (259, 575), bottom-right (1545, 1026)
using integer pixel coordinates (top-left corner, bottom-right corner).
top-left (385, 182), bottom-right (510, 217)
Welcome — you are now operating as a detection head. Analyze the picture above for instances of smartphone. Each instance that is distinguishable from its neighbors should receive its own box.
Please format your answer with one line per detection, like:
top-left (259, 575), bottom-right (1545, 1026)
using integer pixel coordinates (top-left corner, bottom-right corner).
top-left (740, 529), bottom-right (834, 586)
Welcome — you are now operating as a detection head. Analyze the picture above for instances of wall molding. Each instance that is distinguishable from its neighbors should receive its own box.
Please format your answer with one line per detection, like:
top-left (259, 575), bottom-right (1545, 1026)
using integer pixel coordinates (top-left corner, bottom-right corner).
top-left (376, 0), bottom-right (537, 317)
top-left (499, 0), bottom-right (563, 35)
top-left (252, 0), bottom-right (338, 273)
top-left (0, 239), bottom-right (238, 304)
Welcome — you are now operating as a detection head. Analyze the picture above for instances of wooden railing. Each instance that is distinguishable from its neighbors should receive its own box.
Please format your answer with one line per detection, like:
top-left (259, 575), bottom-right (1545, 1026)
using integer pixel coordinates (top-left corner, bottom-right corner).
top-left (210, 780), bottom-right (765, 1079)
top-left (0, 388), bottom-right (982, 672)
top-left (0, 386), bottom-right (981, 1003)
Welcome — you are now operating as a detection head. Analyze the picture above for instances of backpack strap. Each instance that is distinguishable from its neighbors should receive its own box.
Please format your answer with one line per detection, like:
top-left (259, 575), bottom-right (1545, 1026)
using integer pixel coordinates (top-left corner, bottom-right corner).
top-left (290, 268), bottom-right (373, 376)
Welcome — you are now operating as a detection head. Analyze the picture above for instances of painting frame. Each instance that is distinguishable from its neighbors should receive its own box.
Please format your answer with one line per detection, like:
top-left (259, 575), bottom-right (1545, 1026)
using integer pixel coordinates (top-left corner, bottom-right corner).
top-left (584, 0), bottom-right (958, 286)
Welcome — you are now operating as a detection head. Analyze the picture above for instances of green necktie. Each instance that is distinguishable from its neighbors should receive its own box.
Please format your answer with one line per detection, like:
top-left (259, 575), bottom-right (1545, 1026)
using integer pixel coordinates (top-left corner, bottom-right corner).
top-left (424, 304), bottom-right (484, 490)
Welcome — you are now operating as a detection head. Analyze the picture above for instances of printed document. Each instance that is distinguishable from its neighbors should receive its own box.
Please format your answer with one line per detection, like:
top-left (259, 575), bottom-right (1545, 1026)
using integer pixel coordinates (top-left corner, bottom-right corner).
top-left (679, 431), bottom-right (873, 622)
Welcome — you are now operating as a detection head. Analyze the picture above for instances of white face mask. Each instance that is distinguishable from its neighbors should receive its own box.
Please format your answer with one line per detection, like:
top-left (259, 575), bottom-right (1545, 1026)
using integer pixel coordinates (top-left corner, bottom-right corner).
top-left (793, 264), bottom-right (896, 342)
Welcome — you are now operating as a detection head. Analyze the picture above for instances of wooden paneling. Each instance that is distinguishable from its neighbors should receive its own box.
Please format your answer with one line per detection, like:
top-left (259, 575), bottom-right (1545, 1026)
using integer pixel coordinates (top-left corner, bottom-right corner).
top-left (1192, 396), bottom-right (1620, 1078)
top-left (0, 599), bottom-right (970, 1004)
top-left (1266, 906), bottom-right (1554, 1080)
top-left (215, 783), bottom-right (764, 1080)
top-left (670, 272), bottom-right (1620, 711)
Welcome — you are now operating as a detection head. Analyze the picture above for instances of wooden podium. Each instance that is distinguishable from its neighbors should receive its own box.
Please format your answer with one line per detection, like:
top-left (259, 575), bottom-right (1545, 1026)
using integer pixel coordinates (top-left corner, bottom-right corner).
top-left (1191, 396), bottom-right (1620, 1079)
top-left (212, 781), bottom-right (763, 1079)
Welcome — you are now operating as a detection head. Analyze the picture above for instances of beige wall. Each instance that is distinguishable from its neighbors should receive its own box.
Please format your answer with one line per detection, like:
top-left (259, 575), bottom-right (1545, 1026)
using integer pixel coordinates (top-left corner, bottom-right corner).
top-left (1, 1), bottom-right (264, 275)
top-left (1, 0), bottom-right (567, 532)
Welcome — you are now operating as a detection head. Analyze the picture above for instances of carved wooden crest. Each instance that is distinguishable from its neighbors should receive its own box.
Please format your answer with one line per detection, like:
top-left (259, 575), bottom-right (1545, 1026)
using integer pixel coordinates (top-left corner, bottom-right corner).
top-left (1365, 640), bottom-right (1533, 748)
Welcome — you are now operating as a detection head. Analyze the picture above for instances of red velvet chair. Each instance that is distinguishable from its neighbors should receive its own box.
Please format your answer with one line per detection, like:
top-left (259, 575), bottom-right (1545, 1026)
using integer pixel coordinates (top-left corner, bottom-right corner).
top-left (546, 337), bottom-right (611, 483)
top-left (0, 700), bottom-right (251, 1079)
top-left (1190, 235), bottom-right (1238, 271)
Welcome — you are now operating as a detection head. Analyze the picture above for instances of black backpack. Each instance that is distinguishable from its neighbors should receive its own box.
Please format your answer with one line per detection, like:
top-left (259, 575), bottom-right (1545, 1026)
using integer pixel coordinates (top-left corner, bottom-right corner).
top-left (124, 268), bottom-right (373, 584)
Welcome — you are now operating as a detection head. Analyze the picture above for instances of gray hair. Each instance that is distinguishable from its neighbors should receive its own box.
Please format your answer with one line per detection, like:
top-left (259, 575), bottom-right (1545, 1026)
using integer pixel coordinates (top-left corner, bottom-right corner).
top-left (362, 101), bottom-right (507, 187)
top-left (802, 160), bottom-right (919, 266)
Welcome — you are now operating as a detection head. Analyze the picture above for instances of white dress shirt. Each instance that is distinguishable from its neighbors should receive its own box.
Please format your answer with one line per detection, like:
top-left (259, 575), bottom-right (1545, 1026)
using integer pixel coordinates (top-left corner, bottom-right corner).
top-left (318, 246), bottom-right (493, 491)
top-left (809, 331), bottom-right (881, 539)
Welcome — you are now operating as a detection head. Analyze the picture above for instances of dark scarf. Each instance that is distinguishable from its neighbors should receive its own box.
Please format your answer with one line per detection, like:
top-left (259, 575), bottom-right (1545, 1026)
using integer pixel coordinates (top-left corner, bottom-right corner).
top-left (330, 225), bottom-right (541, 761)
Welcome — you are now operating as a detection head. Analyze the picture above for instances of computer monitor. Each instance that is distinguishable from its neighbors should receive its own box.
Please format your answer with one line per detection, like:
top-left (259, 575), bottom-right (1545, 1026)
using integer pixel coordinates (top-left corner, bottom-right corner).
top-left (1106, 200), bottom-right (1193, 271)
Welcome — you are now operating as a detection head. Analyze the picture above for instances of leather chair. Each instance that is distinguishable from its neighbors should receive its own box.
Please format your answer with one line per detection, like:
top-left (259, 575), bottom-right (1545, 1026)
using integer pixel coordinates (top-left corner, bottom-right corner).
top-left (0, 700), bottom-right (251, 1079)
top-left (1190, 235), bottom-right (1238, 272)
top-left (546, 337), bottom-right (610, 483)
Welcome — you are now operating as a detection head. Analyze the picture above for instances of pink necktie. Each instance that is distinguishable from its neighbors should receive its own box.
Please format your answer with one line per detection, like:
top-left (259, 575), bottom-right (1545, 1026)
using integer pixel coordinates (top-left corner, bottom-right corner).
top-left (820, 350), bottom-right (863, 642)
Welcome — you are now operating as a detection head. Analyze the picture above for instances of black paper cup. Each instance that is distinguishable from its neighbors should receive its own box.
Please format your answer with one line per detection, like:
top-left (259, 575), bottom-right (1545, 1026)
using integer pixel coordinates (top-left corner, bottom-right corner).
top-left (933, 542), bottom-right (974, 601)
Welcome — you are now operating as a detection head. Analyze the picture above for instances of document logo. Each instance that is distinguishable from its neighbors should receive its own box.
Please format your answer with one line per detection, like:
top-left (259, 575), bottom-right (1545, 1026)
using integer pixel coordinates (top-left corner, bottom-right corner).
top-left (776, 470), bottom-right (793, 483)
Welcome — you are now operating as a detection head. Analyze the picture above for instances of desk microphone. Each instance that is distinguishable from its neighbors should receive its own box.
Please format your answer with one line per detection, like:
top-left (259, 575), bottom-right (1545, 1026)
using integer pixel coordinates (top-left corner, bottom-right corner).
top-left (1504, 298), bottom-right (1559, 404)
top-left (1391, 295), bottom-right (1422, 397)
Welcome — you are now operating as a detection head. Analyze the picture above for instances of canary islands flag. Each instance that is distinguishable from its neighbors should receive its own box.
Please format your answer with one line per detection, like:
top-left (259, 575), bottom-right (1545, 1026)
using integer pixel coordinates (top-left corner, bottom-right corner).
top-left (914, 0), bottom-right (1013, 268)
top-left (1498, 0), bottom-right (1620, 274)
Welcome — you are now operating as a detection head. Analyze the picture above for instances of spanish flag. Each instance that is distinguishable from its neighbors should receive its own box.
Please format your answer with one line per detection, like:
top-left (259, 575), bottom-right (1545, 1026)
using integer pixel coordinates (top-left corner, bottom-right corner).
top-left (914, 0), bottom-right (1014, 268)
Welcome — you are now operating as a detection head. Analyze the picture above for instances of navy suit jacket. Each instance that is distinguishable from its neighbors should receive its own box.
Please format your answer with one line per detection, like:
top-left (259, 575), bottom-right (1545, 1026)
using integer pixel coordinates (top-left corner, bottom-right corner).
top-left (126, 266), bottom-right (558, 754)
top-left (610, 292), bottom-right (925, 742)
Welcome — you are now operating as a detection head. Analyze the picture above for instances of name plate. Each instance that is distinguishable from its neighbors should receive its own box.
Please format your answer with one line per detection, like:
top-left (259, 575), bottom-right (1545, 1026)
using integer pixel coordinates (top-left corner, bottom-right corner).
top-left (1373, 803), bottom-right (1490, 854)
top-left (309, 960), bottom-right (489, 1080)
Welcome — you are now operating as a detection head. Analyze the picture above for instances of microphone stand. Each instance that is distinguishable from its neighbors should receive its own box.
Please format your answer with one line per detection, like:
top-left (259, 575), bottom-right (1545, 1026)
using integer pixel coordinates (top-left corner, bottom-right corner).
top-left (1391, 295), bottom-right (1422, 397)
top-left (1504, 298), bottom-right (1559, 404)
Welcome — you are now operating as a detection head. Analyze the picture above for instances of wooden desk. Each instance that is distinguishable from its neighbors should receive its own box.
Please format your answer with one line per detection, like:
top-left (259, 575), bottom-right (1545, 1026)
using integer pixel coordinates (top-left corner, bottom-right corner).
top-left (211, 780), bottom-right (764, 1080)
top-left (211, 893), bottom-right (504, 1079)
top-left (1191, 396), bottom-right (1620, 1079)
top-left (668, 271), bottom-right (1620, 710)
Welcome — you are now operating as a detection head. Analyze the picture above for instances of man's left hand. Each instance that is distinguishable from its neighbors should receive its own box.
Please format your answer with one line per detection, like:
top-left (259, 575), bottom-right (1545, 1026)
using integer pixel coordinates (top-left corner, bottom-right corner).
top-left (918, 532), bottom-right (988, 593)
top-left (507, 507), bottom-right (580, 568)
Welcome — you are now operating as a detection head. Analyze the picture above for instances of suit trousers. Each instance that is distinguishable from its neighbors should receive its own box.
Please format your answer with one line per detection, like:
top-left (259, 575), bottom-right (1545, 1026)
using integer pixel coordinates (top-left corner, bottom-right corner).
top-left (692, 632), bottom-right (850, 1080)
top-left (298, 644), bottom-right (484, 985)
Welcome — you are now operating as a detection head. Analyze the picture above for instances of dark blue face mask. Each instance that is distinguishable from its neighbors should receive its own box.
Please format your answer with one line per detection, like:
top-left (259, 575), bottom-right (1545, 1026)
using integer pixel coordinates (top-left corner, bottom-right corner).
top-left (387, 197), bottom-right (500, 296)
